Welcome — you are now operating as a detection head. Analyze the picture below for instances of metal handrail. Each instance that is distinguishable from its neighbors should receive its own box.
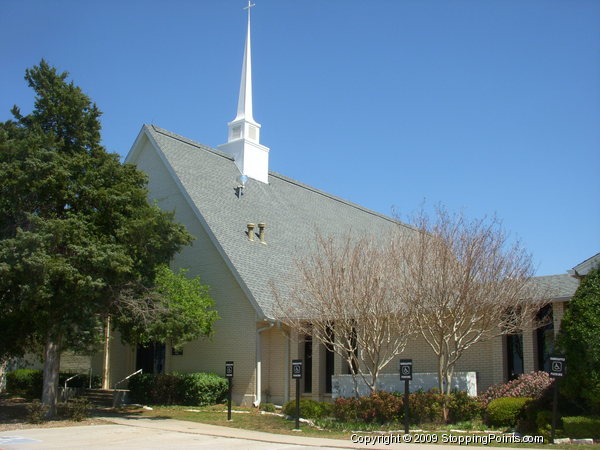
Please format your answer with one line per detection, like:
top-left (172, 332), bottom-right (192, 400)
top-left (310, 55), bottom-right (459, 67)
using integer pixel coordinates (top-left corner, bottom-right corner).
top-left (113, 368), bottom-right (142, 390)
top-left (64, 373), bottom-right (82, 390)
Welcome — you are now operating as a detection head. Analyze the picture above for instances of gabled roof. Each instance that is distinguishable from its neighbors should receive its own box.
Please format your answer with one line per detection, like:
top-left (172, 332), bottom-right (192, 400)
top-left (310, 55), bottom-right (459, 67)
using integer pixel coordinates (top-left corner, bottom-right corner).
top-left (133, 125), bottom-right (414, 318)
top-left (569, 252), bottom-right (600, 277)
top-left (529, 273), bottom-right (579, 301)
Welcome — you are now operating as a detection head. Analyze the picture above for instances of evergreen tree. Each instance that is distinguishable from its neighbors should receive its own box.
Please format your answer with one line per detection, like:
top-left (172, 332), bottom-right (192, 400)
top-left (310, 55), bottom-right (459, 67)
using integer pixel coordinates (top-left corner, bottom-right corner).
top-left (0, 61), bottom-right (211, 415)
top-left (557, 266), bottom-right (600, 414)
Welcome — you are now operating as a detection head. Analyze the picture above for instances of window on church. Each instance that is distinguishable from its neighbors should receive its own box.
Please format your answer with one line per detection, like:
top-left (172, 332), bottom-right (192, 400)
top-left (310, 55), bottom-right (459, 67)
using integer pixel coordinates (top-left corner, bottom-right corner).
top-left (506, 333), bottom-right (524, 380)
top-left (536, 305), bottom-right (554, 372)
top-left (304, 335), bottom-right (312, 393)
top-left (325, 324), bottom-right (334, 394)
top-left (232, 125), bottom-right (242, 139)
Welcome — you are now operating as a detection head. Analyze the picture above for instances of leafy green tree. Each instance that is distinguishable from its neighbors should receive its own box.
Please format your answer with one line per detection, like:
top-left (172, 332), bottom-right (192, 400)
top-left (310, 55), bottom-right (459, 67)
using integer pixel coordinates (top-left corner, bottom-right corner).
top-left (116, 265), bottom-right (219, 358)
top-left (557, 266), bottom-right (600, 414)
top-left (0, 61), bottom-right (194, 415)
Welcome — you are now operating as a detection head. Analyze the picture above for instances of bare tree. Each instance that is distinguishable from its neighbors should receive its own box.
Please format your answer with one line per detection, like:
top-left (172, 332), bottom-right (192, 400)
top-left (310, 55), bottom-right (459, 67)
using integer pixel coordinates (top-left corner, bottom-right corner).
top-left (395, 206), bottom-right (549, 414)
top-left (274, 232), bottom-right (413, 395)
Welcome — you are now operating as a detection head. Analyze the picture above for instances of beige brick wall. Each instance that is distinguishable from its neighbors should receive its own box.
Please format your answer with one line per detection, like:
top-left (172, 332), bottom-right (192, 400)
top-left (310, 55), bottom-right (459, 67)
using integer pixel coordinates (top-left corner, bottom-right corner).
top-left (128, 136), bottom-right (258, 406)
top-left (553, 301), bottom-right (566, 336)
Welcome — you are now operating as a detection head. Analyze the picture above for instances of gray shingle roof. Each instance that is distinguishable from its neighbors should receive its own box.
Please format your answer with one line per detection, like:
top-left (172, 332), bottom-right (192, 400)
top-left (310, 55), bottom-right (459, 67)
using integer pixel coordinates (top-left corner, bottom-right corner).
top-left (141, 125), bottom-right (579, 317)
top-left (529, 274), bottom-right (579, 300)
top-left (145, 125), bottom-right (414, 318)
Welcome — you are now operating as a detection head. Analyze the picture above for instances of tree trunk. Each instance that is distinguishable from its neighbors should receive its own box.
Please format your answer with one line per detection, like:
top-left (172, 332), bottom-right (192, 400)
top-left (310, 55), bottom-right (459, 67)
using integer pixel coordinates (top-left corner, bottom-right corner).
top-left (437, 352), bottom-right (450, 423)
top-left (102, 315), bottom-right (111, 389)
top-left (0, 359), bottom-right (8, 393)
top-left (42, 336), bottom-right (62, 417)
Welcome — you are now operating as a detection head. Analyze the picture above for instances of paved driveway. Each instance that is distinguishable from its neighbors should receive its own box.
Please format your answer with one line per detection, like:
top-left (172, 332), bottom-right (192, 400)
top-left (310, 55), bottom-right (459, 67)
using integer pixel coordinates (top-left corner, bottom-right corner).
top-left (0, 424), bottom-right (344, 449)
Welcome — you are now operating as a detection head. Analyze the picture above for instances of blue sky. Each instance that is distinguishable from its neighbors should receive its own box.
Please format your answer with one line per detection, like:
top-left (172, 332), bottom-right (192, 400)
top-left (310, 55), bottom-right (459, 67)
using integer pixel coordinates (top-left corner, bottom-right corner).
top-left (1, 0), bottom-right (599, 275)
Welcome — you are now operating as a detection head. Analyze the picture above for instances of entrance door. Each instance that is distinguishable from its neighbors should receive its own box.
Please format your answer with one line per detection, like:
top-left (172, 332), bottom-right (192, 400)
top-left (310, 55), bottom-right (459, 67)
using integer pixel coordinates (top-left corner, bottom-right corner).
top-left (136, 342), bottom-right (165, 374)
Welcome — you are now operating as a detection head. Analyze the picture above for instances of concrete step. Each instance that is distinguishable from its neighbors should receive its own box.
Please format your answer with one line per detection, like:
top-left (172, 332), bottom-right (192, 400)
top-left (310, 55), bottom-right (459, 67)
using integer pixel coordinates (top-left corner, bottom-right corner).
top-left (81, 389), bottom-right (129, 407)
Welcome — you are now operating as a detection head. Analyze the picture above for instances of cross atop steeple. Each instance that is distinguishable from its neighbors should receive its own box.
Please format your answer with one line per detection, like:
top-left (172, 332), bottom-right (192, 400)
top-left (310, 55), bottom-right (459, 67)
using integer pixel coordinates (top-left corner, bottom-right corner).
top-left (218, 2), bottom-right (270, 184)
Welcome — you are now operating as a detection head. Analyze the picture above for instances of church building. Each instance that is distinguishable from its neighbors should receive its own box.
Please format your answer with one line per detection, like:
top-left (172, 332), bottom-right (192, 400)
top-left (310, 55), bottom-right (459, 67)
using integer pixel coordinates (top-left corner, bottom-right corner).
top-left (96, 5), bottom-right (582, 406)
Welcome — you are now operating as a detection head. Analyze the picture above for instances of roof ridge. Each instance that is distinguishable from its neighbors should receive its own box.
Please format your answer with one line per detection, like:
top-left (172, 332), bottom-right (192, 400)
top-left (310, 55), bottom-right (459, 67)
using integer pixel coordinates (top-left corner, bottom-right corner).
top-left (532, 273), bottom-right (572, 279)
top-left (147, 124), bottom-right (415, 231)
top-left (149, 125), bottom-right (234, 161)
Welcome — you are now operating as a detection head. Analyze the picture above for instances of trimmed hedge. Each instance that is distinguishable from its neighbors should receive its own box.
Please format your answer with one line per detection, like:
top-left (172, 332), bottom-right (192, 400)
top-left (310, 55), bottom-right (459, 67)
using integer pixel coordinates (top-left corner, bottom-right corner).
top-left (283, 398), bottom-right (333, 419)
top-left (179, 373), bottom-right (228, 406)
top-left (562, 416), bottom-right (600, 439)
top-left (128, 372), bottom-right (227, 406)
top-left (486, 397), bottom-right (532, 428)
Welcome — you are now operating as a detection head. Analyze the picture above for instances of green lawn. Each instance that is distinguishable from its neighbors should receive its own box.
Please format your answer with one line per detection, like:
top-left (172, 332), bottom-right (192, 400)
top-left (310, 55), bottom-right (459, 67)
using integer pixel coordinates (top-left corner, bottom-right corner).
top-left (116, 404), bottom-right (598, 449)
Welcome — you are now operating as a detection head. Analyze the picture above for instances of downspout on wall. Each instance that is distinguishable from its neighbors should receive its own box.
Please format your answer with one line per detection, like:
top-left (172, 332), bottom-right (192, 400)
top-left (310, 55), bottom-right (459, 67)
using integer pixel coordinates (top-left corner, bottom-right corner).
top-left (254, 320), bottom-right (275, 407)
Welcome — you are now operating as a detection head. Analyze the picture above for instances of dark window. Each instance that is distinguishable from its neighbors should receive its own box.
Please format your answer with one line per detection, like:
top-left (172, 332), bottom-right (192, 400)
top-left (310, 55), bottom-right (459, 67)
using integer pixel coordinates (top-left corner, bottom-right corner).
top-left (304, 335), bottom-right (312, 393)
top-left (506, 334), bottom-right (524, 380)
top-left (536, 305), bottom-right (554, 372)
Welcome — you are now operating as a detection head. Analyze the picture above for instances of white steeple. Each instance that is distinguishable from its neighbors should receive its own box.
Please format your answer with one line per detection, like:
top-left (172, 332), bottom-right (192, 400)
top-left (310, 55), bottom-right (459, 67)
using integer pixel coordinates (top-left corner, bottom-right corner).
top-left (218, 1), bottom-right (270, 184)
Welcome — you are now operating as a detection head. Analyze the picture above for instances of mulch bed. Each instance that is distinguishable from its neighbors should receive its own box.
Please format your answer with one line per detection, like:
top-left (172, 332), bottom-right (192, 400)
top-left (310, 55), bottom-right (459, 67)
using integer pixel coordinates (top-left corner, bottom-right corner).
top-left (0, 396), bottom-right (109, 432)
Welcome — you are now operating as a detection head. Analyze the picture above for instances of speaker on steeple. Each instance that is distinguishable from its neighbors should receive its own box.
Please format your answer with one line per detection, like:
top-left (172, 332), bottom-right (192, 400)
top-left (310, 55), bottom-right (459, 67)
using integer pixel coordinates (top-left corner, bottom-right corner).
top-left (218, 1), bottom-right (270, 184)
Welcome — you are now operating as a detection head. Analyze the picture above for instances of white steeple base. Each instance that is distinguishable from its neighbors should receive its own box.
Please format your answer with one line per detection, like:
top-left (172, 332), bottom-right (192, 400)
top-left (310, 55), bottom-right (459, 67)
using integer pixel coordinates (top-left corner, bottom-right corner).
top-left (219, 138), bottom-right (270, 184)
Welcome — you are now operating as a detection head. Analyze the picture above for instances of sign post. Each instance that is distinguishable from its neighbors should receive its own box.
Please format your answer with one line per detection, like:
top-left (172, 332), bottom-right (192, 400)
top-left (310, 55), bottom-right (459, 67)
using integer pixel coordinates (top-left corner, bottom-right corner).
top-left (292, 359), bottom-right (303, 431)
top-left (548, 355), bottom-right (565, 442)
top-left (225, 361), bottom-right (234, 421)
top-left (400, 359), bottom-right (413, 434)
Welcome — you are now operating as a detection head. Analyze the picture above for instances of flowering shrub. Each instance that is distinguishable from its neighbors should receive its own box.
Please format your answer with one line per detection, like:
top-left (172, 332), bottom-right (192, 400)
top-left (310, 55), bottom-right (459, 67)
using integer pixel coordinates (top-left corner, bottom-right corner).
top-left (480, 371), bottom-right (553, 407)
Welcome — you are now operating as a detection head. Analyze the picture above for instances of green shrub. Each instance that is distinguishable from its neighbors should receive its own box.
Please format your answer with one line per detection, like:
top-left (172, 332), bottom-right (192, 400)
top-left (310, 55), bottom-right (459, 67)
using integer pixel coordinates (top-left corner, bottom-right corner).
top-left (128, 372), bottom-right (227, 406)
top-left (178, 372), bottom-right (228, 406)
top-left (26, 400), bottom-right (48, 423)
top-left (448, 391), bottom-right (483, 423)
top-left (260, 402), bottom-right (276, 412)
top-left (128, 373), bottom-right (155, 404)
top-left (7, 369), bottom-right (43, 398)
top-left (486, 397), bottom-right (532, 428)
top-left (149, 374), bottom-right (180, 405)
top-left (283, 398), bottom-right (332, 419)
top-left (62, 397), bottom-right (91, 421)
top-left (532, 410), bottom-right (554, 440)
top-left (7, 370), bottom-right (101, 398)
top-left (562, 416), bottom-right (600, 439)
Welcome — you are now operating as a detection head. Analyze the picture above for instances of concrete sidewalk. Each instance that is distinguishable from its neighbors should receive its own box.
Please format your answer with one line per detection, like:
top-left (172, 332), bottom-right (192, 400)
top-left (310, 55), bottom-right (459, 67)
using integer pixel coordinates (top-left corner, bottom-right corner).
top-left (0, 416), bottom-right (541, 449)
